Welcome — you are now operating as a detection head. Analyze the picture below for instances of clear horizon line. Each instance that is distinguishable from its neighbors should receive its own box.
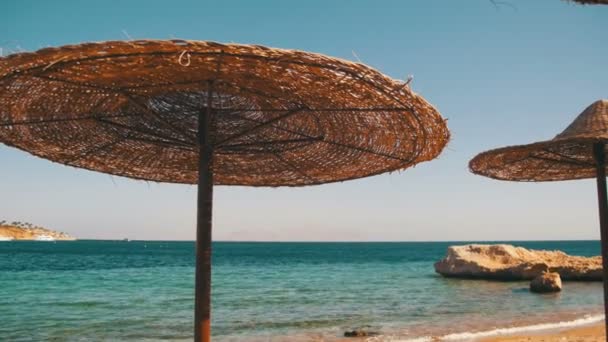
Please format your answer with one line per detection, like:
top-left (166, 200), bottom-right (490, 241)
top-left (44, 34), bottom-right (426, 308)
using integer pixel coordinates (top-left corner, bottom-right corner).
top-left (70, 238), bottom-right (602, 243)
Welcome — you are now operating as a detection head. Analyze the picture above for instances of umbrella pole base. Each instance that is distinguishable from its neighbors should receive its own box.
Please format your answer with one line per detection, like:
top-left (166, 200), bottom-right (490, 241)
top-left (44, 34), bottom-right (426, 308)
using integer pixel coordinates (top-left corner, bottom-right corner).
top-left (194, 151), bottom-right (213, 342)
top-left (593, 142), bottom-right (608, 341)
top-left (196, 320), bottom-right (211, 342)
top-left (194, 210), bottom-right (212, 342)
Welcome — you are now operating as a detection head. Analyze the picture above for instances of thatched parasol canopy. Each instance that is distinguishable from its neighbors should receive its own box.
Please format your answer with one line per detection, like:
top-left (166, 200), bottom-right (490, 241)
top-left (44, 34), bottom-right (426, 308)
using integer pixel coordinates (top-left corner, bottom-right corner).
top-left (0, 40), bottom-right (449, 342)
top-left (470, 100), bottom-right (608, 181)
top-left (0, 40), bottom-right (448, 186)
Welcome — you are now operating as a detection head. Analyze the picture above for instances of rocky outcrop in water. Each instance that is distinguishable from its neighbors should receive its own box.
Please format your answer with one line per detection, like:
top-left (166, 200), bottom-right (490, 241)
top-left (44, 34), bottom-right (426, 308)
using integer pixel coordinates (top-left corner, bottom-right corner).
top-left (530, 272), bottom-right (562, 293)
top-left (434, 244), bottom-right (601, 281)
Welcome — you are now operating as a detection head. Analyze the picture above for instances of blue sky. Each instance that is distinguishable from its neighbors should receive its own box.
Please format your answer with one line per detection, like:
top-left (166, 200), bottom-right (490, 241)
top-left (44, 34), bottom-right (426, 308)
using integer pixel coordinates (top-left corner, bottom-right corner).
top-left (1, 0), bottom-right (607, 241)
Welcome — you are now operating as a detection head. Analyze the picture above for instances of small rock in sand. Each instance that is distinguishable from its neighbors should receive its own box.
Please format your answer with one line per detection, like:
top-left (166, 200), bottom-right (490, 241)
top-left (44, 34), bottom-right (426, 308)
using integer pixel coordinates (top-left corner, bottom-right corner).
top-left (344, 329), bottom-right (379, 337)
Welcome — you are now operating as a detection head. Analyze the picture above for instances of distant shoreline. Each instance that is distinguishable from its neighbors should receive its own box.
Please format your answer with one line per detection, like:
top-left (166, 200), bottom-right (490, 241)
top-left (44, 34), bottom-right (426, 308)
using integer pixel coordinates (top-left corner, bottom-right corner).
top-left (38, 239), bottom-right (602, 243)
top-left (0, 224), bottom-right (75, 241)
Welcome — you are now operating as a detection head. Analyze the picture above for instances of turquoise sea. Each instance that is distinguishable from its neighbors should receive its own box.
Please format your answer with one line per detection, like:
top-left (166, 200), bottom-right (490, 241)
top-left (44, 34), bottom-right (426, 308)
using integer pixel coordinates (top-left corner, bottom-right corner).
top-left (0, 240), bottom-right (603, 341)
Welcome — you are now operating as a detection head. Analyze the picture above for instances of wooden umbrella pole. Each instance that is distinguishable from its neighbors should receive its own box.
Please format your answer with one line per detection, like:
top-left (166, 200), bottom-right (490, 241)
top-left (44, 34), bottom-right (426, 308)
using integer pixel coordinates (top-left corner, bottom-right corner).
top-left (195, 81), bottom-right (214, 342)
top-left (593, 142), bottom-right (608, 339)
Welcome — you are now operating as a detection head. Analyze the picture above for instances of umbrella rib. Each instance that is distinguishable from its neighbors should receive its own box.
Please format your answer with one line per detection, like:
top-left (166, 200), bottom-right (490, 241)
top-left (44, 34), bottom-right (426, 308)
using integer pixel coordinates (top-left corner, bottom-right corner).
top-left (1, 50), bottom-right (388, 88)
top-left (219, 136), bottom-right (324, 150)
top-left (227, 112), bottom-right (411, 163)
top-left (2, 47), bottom-right (434, 162)
top-left (20, 73), bottom-right (409, 113)
top-left (22, 74), bottom-right (397, 150)
top-left (65, 137), bottom-right (127, 164)
top-left (176, 96), bottom-right (408, 113)
top-left (529, 154), bottom-right (592, 168)
top-left (133, 80), bottom-right (408, 112)
top-left (27, 73), bottom-right (120, 92)
top-left (213, 107), bottom-right (409, 113)
top-left (115, 93), bottom-right (199, 144)
top-left (271, 152), bottom-right (317, 184)
top-left (95, 117), bottom-right (195, 148)
top-left (540, 149), bottom-right (595, 167)
top-left (0, 113), bottom-right (141, 127)
top-left (214, 107), bottom-right (307, 146)
top-left (229, 51), bottom-right (428, 153)
top-left (121, 135), bottom-right (195, 151)
top-left (67, 134), bottom-right (193, 166)
top-left (130, 79), bottom-right (410, 113)
top-left (5, 49), bottom-right (420, 114)
top-left (4, 49), bottom-right (425, 127)
top-left (22, 74), bottom-right (198, 144)
top-left (186, 80), bottom-right (308, 111)
top-left (252, 127), bottom-right (316, 183)
top-left (321, 138), bottom-right (410, 163)
top-left (501, 154), bottom-right (533, 167)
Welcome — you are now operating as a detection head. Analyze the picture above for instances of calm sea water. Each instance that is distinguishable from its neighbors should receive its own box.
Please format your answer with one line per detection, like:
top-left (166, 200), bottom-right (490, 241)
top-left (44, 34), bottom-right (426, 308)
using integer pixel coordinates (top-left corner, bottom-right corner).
top-left (0, 241), bottom-right (603, 341)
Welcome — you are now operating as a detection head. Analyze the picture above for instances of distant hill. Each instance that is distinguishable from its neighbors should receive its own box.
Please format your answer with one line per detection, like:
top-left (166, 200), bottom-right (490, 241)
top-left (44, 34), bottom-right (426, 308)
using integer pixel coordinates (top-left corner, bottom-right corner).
top-left (0, 221), bottom-right (75, 240)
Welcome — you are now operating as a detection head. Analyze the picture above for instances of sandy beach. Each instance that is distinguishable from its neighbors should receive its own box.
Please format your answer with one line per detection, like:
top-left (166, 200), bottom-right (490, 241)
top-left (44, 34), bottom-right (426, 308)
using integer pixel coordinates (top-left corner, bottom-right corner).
top-left (481, 323), bottom-right (605, 342)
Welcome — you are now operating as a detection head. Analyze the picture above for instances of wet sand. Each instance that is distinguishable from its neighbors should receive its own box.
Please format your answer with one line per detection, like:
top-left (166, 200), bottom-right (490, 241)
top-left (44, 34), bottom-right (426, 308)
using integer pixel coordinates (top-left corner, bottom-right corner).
top-left (481, 322), bottom-right (605, 342)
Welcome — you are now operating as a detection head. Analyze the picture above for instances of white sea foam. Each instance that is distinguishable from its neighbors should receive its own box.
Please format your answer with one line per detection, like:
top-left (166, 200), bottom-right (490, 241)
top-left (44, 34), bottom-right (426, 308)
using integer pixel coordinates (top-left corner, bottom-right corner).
top-left (354, 315), bottom-right (603, 342)
top-left (362, 336), bottom-right (433, 342)
top-left (439, 314), bottom-right (604, 341)
top-left (396, 337), bottom-right (433, 342)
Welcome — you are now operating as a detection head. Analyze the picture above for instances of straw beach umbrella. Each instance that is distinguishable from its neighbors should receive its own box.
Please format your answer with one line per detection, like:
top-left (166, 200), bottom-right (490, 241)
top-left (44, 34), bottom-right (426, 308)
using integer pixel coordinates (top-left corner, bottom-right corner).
top-left (469, 99), bottom-right (608, 335)
top-left (0, 40), bottom-right (449, 341)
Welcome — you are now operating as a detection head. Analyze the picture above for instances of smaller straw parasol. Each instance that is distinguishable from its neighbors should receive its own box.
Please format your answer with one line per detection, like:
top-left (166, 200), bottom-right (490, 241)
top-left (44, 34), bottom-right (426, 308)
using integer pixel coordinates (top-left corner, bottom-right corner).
top-left (470, 100), bottom-right (608, 182)
top-left (469, 99), bottom-right (608, 339)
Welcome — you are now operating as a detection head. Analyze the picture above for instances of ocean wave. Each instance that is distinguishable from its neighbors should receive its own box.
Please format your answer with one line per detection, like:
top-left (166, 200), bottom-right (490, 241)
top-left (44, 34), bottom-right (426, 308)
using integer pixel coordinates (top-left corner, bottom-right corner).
top-left (439, 314), bottom-right (604, 341)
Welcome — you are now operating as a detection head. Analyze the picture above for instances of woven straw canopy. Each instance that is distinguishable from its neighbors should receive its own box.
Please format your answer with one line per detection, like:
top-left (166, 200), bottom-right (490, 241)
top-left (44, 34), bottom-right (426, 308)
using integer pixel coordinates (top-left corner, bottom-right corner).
top-left (470, 100), bottom-right (608, 182)
top-left (0, 40), bottom-right (449, 186)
